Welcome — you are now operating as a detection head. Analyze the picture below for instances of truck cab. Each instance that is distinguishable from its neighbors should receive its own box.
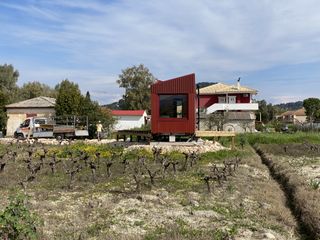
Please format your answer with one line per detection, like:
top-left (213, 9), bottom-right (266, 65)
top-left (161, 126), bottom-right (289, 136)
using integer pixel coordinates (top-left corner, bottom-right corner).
top-left (14, 117), bottom-right (48, 139)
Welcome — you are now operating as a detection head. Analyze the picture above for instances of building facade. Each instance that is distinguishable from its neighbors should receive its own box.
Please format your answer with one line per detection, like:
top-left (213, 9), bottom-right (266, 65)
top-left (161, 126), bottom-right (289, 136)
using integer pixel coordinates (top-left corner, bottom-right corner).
top-left (198, 81), bottom-right (258, 132)
top-left (151, 74), bottom-right (196, 136)
top-left (111, 110), bottom-right (147, 130)
top-left (5, 97), bottom-right (56, 136)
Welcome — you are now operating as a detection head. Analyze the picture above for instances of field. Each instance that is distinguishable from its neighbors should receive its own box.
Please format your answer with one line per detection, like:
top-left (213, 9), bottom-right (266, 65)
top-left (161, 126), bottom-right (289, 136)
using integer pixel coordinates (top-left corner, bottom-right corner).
top-left (0, 133), bottom-right (319, 239)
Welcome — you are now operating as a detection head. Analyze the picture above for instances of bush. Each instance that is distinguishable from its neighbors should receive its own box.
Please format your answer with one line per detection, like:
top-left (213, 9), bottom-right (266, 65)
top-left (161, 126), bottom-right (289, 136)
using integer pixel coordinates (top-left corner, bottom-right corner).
top-left (0, 194), bottom-right (42, 240)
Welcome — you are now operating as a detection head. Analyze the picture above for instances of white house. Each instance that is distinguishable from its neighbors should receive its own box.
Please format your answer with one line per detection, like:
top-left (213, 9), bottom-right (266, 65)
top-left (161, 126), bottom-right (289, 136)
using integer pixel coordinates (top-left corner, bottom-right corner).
top-left (111, 110), bottom-right (147, 130)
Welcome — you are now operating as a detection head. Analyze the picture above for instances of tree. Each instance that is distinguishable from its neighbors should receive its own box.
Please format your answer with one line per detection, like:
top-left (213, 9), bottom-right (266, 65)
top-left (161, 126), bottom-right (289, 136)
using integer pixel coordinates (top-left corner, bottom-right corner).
top-left (256, 100), bottom-right (278, 123)
top-left (0, 64), bottom-right (19, 102)
top-left (303, 98), bottom-right (320, 123)
top-left (79, 92), bottom-right (115, 138)
top-left (0, 64), bottom-right (19, 93)
top-left (0, 91), bottom-right (7, 133)
top-left (0, 64), bottom-right (19, 133)
top-left (117, 64), bottom-right (156, 112)
top-left (55, 83), bottom-right (115, 138)
top-left (18, 81), bottom-right (56, 100)
top-left (55, 79), bottom-right (82, 116)
top-left (205, 112), bottom-right (228, 131)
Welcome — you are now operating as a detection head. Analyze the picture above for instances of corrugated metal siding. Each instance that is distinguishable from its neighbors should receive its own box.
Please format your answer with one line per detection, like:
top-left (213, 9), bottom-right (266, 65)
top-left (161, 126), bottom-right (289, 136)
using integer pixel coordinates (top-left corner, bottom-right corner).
top-left (151, 74), bottom-right (196, 94)
top-left (151, 74), bottom-right (196, 135)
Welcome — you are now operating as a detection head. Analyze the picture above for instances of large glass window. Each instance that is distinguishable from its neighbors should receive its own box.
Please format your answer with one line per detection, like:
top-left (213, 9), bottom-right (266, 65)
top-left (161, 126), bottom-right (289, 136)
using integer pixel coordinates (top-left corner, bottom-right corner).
top-left (159, 95), bottom-right (187, 118)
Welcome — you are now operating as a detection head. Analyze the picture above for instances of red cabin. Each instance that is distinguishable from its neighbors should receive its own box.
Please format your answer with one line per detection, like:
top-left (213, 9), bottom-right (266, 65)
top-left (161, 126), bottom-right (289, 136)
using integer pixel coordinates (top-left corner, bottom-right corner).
top-left (151, 73), bottom-right (196, 136)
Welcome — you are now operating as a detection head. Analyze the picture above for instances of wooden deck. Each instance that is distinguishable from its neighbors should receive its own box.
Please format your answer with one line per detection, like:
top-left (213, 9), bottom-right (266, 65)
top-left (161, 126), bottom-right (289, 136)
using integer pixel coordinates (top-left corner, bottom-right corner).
top-left (195, 131), bottom-right (236, 137)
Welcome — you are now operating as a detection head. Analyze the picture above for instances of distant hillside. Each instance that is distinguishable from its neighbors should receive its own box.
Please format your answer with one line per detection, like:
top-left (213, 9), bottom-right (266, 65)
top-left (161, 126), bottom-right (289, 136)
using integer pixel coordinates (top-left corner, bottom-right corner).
top-left (197, 82), bottom-right (217, 88)
top-left (275, 101), bottom-right (303, 111)
top-left (102, 102), bottom-right (119, 110)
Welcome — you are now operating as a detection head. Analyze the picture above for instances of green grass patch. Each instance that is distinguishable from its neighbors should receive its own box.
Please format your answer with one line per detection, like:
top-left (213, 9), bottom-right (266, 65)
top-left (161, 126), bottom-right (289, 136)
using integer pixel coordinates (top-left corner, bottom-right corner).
top-left (200, 149), bottom-right (248, 164)
top-left (239, 132), bottom-right (320, 145)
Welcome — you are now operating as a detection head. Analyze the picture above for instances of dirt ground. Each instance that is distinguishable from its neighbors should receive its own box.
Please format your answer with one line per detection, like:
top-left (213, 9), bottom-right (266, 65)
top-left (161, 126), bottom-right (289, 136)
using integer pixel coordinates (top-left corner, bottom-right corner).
top-left (0, 140), bottom-right (302, 239)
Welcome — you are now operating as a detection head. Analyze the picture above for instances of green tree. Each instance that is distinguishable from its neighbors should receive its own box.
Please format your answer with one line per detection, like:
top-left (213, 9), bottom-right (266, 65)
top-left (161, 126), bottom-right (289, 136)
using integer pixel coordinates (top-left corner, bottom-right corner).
top-left (79, 92), bottom-right (115, 138)
top-left (0, 91), bottom-right (7, 133)
top-left (55, 79), bottom-right (82, 116)
top-left (18, 81), bottom-right (56, 100)
top-left (117, 64), bottom-right (156, 112)
top-left (0, 64), bottom-right (19, 134)
top-left (55, 84), bottom-right (114, 138)
top-left (303, 98), bottom-right (320, 123)
top-left (256, 100), bottom-right (278, 123)
top-left (0, 64), bottom-right (19, 102)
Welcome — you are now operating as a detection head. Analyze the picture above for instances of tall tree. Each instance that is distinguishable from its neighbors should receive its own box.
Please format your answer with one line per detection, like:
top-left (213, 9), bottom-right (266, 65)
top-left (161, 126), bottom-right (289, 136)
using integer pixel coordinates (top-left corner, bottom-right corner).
top-left (18, 81), bottom-right (56, 100)
top-left (117, 64), bottom-right (156, 112)
top-left (0, 64), bottom-right (19, 102)
top-left (303, 98), bottom-right (320, 123)
top-left (55, 79), bottom-right (82, 116)
top-left (255, 100), bottom-right (278, 123)
top-left (0, 64), bottom-right (19, 133)
top-left (0, 91), bottom-right (7, 133)
top-left (55, 85), bottom-right (114, 138)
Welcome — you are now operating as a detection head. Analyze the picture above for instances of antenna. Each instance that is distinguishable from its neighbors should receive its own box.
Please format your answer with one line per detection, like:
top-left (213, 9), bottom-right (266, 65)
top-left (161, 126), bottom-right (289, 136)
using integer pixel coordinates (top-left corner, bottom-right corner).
top-left (237, 77), bottom-right (241, 90)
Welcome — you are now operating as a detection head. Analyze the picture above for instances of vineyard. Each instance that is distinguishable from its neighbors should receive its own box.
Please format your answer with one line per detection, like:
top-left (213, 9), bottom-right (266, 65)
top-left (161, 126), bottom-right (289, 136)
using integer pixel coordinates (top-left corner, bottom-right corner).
top-left (0, 138), bottom-right (310, 239)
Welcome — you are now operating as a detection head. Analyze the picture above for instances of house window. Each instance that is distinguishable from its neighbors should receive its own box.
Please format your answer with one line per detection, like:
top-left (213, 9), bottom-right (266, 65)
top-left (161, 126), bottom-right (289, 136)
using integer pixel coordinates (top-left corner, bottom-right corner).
top-left (159, 95), bottom-right (187, 118)
top-left (218, 97), bottom-right (226, 103)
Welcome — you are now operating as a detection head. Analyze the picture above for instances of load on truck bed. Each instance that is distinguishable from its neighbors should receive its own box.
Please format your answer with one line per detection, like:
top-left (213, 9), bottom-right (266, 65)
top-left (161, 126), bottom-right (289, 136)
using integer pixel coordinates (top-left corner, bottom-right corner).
top-left (14, 116), bottom-right (89, 140)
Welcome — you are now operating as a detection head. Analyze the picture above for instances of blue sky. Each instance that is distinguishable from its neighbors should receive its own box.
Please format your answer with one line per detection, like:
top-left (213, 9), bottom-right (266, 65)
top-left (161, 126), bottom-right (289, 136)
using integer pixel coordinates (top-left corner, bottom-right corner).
top-left (1, 0), bottom-right (320, 104)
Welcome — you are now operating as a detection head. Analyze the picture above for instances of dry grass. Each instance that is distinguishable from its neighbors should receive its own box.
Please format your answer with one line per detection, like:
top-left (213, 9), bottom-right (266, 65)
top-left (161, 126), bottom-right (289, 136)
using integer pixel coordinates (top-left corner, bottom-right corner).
top-left (256, 144), bottom-right (320, 239)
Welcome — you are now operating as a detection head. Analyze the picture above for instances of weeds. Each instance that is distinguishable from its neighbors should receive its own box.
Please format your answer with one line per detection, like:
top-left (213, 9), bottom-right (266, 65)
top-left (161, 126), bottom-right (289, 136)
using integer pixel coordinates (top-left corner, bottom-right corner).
top-left (0, 194), bottom-right (42, 240)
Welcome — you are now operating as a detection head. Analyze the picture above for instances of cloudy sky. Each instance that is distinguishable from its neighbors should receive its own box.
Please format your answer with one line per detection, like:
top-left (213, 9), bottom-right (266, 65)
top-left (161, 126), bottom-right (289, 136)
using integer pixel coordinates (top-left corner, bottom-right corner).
top-left (1, 0), bottom-right (320, 104)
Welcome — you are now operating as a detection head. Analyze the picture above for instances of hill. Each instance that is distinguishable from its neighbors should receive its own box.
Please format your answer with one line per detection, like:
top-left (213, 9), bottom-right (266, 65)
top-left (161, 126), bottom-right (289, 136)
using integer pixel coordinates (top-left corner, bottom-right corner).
top-left (274, 101), bottom-right (303, 111)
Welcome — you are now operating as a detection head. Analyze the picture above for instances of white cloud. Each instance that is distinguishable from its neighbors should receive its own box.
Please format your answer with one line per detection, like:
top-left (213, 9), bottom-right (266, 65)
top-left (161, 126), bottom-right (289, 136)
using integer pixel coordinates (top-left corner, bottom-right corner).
top-left (1, 0), bottom-right (320, 103)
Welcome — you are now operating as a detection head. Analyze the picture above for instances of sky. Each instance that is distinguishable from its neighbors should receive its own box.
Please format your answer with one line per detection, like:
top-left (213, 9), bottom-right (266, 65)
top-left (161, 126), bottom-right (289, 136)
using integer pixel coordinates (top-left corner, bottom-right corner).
top-left (0, 0), bottom-right (320, 105)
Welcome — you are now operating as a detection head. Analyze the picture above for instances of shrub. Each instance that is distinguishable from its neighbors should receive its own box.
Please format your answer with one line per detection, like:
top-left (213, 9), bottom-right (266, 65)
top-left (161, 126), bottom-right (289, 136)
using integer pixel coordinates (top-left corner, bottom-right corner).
top-left (0, 194), bottom-right (42, 240)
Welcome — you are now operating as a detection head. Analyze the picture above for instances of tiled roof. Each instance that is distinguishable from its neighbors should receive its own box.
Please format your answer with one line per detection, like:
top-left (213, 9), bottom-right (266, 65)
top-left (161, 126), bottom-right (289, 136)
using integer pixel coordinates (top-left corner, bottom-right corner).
top-left (199, 83), bottom-right (257, 94)
top-left (5, 96), bottom-right (56, 108)
top-left (280, 108), bottom-right (306, 117)
top-left (111, 110), bottom-right (146, 116)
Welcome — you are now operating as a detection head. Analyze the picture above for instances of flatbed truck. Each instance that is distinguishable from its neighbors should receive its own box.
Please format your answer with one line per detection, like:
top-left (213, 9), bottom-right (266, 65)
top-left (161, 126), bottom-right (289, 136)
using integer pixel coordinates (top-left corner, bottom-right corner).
top-left (14, 116), bottom-right (89, 140)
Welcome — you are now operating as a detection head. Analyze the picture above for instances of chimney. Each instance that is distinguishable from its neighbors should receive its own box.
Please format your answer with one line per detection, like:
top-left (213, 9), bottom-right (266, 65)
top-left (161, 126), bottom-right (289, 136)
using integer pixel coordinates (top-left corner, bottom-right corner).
top-left (237, 77), bottom-right (241, 90)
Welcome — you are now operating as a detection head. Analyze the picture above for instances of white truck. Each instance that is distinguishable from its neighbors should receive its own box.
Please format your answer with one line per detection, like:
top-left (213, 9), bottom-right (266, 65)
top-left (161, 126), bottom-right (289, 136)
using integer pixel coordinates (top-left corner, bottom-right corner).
top-left (14, 116), bottom-right (89, 140)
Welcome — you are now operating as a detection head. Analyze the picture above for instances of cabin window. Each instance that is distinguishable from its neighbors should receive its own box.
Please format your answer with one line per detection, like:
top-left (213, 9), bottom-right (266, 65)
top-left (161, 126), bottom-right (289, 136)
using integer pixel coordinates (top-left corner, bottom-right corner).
top-left (159, 95), bottom-right (187, 118)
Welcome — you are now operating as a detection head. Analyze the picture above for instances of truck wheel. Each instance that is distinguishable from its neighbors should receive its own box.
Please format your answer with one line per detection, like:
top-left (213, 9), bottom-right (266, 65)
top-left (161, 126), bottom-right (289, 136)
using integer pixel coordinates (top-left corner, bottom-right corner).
top-left (56, 134), bottom-right (64, 141)
top-left (14, 132), bottom-right (24, 140)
